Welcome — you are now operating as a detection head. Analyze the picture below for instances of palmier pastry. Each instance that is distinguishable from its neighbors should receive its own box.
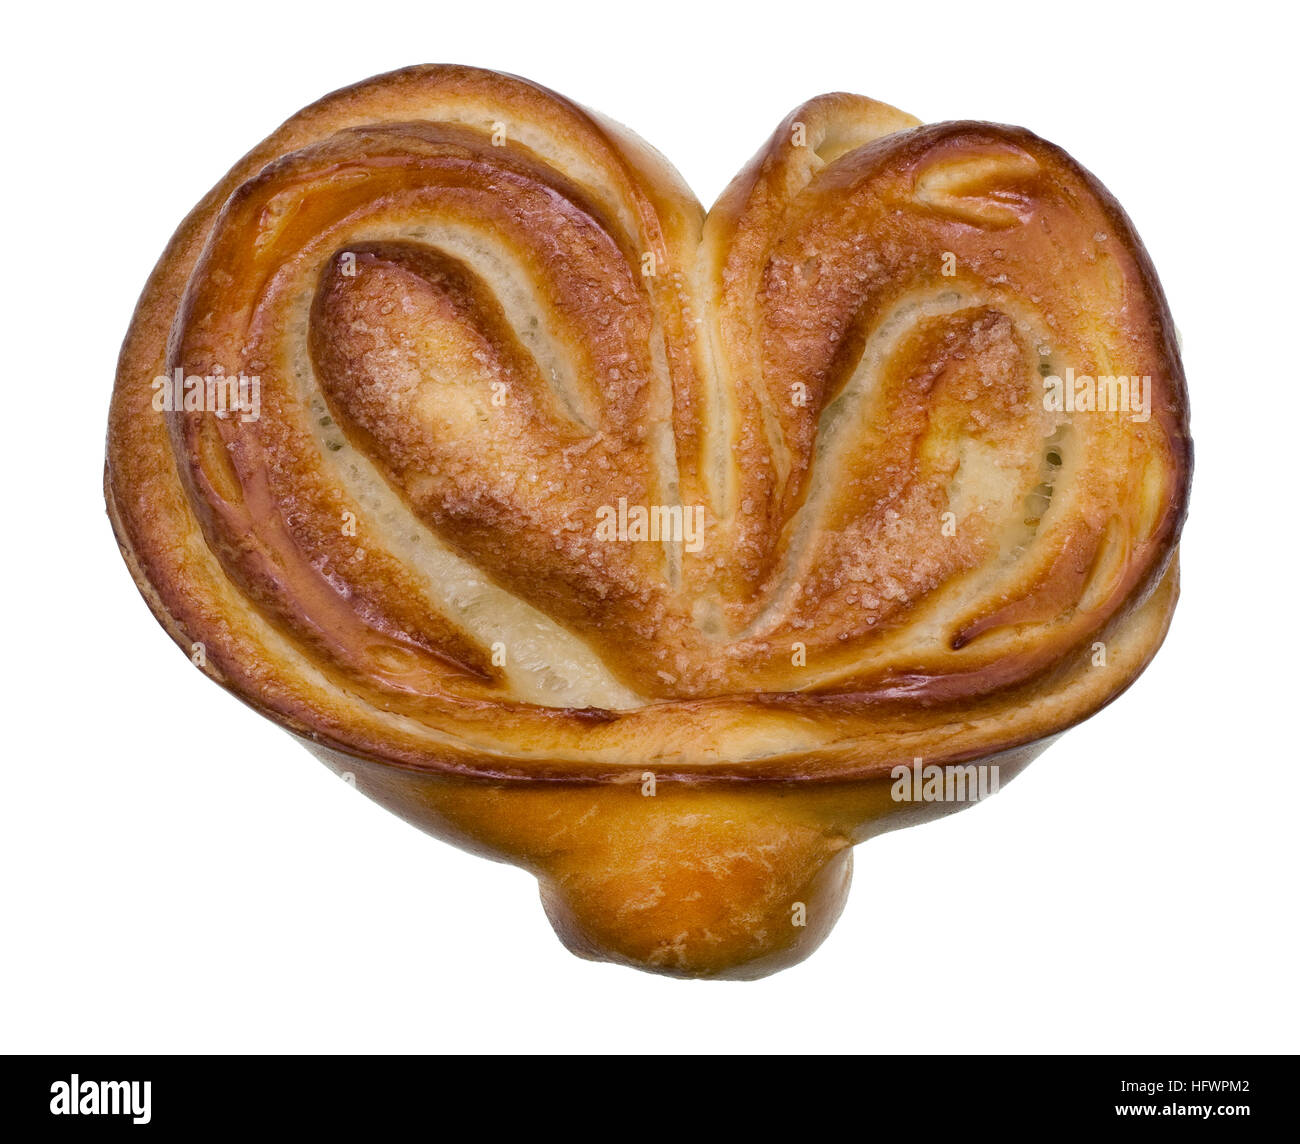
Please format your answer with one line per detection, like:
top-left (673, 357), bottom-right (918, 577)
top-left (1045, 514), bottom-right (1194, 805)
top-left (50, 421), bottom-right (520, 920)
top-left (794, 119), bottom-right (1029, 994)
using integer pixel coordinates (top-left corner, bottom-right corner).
top-left (106, 65), bottom-right (1191, 978)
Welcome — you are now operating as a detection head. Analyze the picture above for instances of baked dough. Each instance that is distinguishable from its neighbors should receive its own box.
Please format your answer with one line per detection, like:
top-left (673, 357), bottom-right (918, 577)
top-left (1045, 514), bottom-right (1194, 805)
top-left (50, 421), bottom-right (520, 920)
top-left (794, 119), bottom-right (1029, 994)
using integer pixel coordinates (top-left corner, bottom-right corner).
top-left (106, 65), bottom-right (1192, 978)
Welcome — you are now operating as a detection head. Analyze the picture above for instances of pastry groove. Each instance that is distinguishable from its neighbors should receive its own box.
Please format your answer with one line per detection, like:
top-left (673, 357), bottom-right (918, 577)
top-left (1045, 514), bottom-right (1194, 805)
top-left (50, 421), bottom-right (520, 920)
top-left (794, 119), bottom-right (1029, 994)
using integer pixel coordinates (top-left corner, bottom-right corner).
top-left (107, 65), bottom-right (1191, 781)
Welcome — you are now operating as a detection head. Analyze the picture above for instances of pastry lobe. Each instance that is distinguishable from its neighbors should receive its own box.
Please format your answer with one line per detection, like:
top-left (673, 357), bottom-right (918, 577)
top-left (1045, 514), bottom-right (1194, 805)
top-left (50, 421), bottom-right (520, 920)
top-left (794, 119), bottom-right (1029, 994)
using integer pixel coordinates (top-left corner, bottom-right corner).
top-left (107, 66), bottom-right (1190, 977)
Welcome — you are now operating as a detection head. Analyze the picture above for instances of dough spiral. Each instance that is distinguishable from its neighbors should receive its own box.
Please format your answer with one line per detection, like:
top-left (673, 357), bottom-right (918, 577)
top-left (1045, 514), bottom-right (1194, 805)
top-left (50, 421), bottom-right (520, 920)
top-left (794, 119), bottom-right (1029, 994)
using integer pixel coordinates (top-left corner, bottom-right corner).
top-left (107, 66), bottom-right (1191, 976)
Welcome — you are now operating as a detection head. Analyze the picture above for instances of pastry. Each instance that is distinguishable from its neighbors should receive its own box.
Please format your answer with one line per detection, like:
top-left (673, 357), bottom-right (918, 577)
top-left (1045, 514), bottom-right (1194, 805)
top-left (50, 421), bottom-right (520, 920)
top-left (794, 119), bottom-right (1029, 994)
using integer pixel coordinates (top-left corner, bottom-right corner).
top-left (105, 65), bottom-right (1192, 978)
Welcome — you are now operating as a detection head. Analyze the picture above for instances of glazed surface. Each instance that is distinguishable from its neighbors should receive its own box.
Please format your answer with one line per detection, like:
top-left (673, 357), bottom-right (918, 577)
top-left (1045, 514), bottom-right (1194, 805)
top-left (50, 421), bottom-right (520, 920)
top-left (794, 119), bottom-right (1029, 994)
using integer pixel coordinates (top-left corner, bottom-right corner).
top-left (106, 66), bottom-right (1190, 780)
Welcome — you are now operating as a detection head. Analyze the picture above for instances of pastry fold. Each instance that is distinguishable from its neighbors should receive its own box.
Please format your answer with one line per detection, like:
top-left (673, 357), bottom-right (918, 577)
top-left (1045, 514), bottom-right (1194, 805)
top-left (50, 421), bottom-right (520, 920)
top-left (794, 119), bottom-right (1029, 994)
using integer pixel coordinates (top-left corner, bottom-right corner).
top-left (107, 65), bottom-right (1191, 977)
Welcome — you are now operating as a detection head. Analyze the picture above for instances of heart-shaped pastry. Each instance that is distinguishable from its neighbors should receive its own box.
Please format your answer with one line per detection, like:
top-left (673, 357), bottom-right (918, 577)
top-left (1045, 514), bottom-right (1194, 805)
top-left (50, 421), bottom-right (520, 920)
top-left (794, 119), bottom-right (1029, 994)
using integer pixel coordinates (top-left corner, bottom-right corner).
top-left (106, 65), bottom-right (1191, 978)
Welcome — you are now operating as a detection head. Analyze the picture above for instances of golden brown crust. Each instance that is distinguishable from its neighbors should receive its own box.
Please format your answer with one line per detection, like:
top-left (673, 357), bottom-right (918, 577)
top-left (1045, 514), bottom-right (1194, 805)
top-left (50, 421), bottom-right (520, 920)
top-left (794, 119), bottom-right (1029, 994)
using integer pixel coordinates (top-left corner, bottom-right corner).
top-left (107, 65), bottom-right (1190, 786)
top-left (106, 66), bottom-right (1190, 976)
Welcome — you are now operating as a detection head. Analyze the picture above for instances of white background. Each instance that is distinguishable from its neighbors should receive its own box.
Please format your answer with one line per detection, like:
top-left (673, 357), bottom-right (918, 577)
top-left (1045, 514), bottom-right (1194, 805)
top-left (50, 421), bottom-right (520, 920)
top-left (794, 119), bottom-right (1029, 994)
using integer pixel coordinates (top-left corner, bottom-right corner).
top-left (2, 0), bottom-right (1295, 1054)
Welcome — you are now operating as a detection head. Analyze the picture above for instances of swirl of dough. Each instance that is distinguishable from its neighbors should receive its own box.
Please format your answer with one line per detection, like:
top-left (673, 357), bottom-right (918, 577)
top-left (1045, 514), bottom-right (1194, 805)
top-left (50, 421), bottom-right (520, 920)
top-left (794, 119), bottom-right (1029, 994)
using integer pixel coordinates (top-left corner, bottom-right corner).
top-left (108, 66), bottom-right (1190, 783)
